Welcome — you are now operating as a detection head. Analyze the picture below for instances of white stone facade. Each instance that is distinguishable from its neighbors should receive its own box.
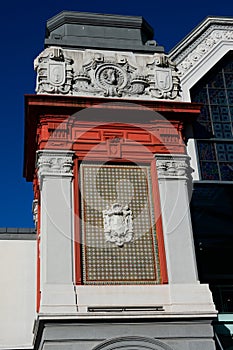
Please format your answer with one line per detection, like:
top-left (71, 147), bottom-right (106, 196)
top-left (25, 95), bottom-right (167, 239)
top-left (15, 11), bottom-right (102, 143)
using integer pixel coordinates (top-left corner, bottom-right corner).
top-left (35, 151), bottom-right (216, 319)
top-left (36, 150), bottom-right (77, 314)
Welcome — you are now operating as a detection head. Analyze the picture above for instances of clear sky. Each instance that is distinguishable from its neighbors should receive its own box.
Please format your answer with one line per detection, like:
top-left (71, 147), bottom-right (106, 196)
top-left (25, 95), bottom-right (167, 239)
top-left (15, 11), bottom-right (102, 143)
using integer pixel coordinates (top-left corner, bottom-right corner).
top-left (0, 0), bottom-right (233, 228)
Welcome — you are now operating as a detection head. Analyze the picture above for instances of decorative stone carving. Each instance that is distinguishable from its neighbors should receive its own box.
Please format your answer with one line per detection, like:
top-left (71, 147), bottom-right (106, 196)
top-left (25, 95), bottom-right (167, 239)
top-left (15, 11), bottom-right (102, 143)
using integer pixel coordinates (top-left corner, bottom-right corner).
top-left (74, 54), bottom-right (138, 97)
top-left (32, 199), bottom-right (38, 230)
top-left (103, 203), bottom-right (133, 247)
top-left (36, 151), bottom-right (74, 179)
top-left (155, 154), bottom-right (193, 180)
top-left (34, 47), bottom-right (73, 94)
top-left (34, 48), bottom-right (181, 100)
top-left (174, 27), bottom-right (233, 77)
top-left (147, 54), bottom-right (180, 99)
top-left (95, 63), bottom-right (127, 97)
top-left (106, 137), bottom-right (123, 158)
top-left (74, 52), bottom-right (180, 99)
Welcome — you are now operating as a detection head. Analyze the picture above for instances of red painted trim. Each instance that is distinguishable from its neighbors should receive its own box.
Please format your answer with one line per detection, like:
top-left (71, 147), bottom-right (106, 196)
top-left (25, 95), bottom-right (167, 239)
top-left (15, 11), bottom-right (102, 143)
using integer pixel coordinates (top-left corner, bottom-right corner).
top-left (24, 94), bottom-right (202, 113)
top-left (24, 94), bottom-right (201, 181)
top-left (151, 159), bottom-right (168, 283)
top-left (73, 156), bottom-right (82, 285)
top-left (74, 156), bottom-right (168, 284)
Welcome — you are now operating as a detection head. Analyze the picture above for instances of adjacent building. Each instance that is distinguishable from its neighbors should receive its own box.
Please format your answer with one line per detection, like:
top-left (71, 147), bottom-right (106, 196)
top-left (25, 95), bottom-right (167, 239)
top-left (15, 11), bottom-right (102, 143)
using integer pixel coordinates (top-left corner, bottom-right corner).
top-left (169, 17), bottom-right (233, 349)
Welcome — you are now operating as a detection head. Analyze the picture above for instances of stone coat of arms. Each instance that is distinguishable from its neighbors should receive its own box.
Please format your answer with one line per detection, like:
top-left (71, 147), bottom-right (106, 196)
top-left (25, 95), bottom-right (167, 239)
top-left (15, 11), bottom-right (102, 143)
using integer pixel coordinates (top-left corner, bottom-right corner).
top-left (103, 203), bottom-right (133, 247)
top-left (155, 68), bottom-right (172, 92)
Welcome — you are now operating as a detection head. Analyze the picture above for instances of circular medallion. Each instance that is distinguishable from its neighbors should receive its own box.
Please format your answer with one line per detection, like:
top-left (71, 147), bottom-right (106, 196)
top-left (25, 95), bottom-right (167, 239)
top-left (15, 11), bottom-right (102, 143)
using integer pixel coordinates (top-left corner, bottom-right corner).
top-left (95, 63), bottom-right (127, 90)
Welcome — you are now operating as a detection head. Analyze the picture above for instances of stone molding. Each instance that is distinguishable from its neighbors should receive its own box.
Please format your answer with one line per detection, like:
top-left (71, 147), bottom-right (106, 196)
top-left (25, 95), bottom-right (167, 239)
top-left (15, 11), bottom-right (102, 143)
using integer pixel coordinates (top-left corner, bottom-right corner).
top-left (93, 336), bottom-right (174, 350)
top-left (155, 154), bottom-right (193, 180)
top-left (34, 47), bottom-right (181, 100)
top-left (36, 150), bottom-right (74, 180)
top-left (169, 19), bottom-right (233, 79)
top-left (32, 199), bottom-right (38, 230)
top-left (177, 27), bottom-right (233, 77)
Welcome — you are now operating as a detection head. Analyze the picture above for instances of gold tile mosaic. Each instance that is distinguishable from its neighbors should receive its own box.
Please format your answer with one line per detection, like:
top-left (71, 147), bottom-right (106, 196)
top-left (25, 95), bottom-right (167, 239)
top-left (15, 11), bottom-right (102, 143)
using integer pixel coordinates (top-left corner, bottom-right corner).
top-left (80, 164), bottom-right (160, 284)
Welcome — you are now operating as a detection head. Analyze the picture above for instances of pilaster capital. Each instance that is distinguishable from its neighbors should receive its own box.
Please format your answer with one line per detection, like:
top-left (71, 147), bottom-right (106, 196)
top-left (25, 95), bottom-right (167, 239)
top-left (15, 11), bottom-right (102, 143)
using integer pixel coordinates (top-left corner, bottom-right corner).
top-left (36, 150), bottom-right (75, 181)
top-left (154, 154), bottom-right (193, 180)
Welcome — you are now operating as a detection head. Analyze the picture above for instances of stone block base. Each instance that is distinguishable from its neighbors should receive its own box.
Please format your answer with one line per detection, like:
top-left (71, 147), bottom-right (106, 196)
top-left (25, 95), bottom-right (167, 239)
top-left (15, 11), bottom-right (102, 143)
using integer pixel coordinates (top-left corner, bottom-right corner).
top-left (34, 317), bottom-right (216, 350)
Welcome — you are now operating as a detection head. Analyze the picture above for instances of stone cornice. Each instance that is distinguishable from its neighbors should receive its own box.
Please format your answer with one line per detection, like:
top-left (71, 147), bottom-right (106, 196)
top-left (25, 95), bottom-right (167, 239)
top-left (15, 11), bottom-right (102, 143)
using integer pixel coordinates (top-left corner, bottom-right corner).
top-left (47, 11), bottom-right (153, 31)
top-left (169, 17), bottom-right (233, 79)
top-left (177, 27), bottom-right (233, 78)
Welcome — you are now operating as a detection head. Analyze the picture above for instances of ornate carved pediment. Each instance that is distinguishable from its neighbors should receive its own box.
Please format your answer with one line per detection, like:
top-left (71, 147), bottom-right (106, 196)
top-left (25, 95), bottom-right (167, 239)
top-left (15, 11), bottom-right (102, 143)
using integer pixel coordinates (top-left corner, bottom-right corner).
top-left (34, 47), bottom-right (181, 100)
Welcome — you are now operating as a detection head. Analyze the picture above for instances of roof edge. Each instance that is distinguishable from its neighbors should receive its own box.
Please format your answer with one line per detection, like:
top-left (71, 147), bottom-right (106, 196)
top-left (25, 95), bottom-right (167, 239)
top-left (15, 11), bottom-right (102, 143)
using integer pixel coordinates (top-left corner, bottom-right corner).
top-left (46, 10), bottom-right (154, 36)
top-left (169, 15), bottom-right (233, 59)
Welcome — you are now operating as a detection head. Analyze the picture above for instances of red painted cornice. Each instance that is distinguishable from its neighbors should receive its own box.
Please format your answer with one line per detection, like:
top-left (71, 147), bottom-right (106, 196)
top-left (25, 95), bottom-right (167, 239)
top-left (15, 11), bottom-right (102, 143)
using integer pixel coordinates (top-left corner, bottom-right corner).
top-left (24, 94), bottom-right (201, 181)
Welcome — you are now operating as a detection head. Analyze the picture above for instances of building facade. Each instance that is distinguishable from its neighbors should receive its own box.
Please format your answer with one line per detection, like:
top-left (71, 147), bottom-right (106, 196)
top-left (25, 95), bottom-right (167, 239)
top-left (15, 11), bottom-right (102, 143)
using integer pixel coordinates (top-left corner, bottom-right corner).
top-left (1, 11), bottom-right (233, 350)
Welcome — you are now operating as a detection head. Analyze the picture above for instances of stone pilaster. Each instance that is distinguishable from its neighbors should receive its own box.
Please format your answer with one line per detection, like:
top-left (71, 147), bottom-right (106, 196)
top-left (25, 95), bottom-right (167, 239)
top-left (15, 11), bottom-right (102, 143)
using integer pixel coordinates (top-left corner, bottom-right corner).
top-left (155, 154), bottom-right (198, 284)
top-left (36, 150), bottom-right (76, 313)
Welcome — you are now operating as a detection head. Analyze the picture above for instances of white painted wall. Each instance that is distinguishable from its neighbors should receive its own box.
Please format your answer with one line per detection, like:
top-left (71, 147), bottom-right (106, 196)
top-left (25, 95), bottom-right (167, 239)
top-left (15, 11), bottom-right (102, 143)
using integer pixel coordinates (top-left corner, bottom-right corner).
top-left (0, 240), bottom-right (36, 349)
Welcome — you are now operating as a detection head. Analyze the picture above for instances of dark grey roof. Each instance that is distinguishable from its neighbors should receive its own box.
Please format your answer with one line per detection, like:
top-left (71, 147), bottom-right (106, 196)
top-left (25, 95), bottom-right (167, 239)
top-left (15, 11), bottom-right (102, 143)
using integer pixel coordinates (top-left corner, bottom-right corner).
top-left (0, 228), bottom-right (36, 240)
top-left (45, 11), bottom-right (164, 53)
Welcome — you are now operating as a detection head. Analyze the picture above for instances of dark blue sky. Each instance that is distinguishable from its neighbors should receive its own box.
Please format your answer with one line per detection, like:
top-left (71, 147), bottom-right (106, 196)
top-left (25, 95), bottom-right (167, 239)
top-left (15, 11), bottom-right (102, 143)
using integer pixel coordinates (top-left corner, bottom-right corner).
top-left (1, 0), bottom-right (233, 228)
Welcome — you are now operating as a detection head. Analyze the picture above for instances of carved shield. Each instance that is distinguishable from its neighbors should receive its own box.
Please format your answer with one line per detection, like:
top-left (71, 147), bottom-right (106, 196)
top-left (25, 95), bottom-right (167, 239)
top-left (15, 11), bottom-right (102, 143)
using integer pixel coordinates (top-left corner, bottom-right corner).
top-left (48, 62), bottom-right (66, 86)
top-left (155, 68), bottom-right (172, 92)
top-left (103, 203), bottom-right (133, 247)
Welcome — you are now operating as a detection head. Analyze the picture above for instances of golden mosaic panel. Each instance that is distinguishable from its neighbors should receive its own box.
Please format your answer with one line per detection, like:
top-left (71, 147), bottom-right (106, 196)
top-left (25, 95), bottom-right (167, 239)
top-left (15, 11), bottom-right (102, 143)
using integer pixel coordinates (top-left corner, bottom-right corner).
top-left (80, 164), bottom-right (160, 284)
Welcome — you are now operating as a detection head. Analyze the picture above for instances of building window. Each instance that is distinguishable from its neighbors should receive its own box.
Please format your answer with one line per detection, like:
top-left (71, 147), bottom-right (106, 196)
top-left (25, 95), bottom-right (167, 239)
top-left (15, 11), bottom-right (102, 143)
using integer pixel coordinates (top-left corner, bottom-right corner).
top-left (191, 52), bottom-right (233, 181)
